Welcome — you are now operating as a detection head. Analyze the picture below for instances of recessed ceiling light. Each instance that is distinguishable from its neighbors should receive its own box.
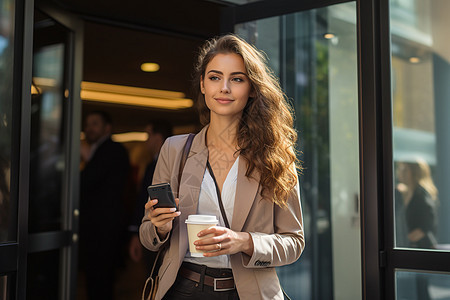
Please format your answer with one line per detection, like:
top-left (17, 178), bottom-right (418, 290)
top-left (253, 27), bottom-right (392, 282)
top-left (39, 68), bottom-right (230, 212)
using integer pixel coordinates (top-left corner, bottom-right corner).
top-left (409, 57), bottom-right (420, 64)
top-left (112, 132), bottom-right (149, 143)
top-left (324, 33), bottom-right (335, 39)
top-left (141, 63), bottom-right (160, 72)
top-left (80, 81), bottom-right (193, 110)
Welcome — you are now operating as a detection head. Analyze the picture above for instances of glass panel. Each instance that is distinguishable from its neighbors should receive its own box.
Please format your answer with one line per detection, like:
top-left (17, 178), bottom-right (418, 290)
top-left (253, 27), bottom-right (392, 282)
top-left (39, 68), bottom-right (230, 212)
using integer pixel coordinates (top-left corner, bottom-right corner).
top-left (27, 249), bottom-right (61, 299)
top-left (0, 0), bottom-right (15, 242)
top-left (391, 0), bottom-right (450, 250)
top-left (236, 2), bottom-right (360, 299)
top-left (396, 270), bottom-right (450, 300)
top-left (29, 25), bottom-right (67, 233)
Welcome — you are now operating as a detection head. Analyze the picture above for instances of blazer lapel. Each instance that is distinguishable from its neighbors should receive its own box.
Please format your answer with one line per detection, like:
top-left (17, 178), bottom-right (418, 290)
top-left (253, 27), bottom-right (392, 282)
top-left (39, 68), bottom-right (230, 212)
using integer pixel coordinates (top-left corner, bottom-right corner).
top-left (231, 157), bottom-right (260, 232)
top-left (177, 127), bottom-right (209, 261)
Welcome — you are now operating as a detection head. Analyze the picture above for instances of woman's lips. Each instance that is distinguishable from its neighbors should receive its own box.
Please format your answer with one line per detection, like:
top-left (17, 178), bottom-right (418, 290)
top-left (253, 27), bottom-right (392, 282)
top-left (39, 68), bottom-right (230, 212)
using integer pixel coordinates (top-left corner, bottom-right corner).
top-left (215, 98), bottom-right (233, 104)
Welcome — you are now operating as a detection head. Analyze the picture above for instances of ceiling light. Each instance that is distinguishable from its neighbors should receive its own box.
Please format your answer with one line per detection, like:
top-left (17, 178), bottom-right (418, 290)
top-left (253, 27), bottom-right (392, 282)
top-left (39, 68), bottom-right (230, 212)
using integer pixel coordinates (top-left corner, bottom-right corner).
top-left (81, 131), bottom-right (149, 143)
top-left (324, 33), bottom-right (335, 39)
top-left (409, 57), bottom-right (420, 64)
top-left (141, 63), bottom-right (160, 72)
top-left (31, 80), bottom-right (193, 110)
top-left (80, 81), bottom-right (193, 110)
top-left (112, 132), bottom-right (149, 143)
top-left (80, 90), bottom-right (193, 109)
top-left (81, 81), bottom-right (185, 98)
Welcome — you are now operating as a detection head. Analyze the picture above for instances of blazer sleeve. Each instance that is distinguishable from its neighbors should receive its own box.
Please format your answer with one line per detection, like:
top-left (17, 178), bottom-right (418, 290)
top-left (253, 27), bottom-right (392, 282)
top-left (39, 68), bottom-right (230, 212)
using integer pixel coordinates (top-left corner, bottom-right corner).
top-left (243, 178), bottom-right (305, 269)
top-left (139, 138), bottom-right (173, 251)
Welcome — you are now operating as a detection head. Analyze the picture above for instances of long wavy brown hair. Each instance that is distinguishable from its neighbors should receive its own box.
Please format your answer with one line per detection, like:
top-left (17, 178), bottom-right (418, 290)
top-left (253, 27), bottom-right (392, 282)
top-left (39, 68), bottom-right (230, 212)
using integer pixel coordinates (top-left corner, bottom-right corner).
top-left (193, 34), bottom-right (300, 207)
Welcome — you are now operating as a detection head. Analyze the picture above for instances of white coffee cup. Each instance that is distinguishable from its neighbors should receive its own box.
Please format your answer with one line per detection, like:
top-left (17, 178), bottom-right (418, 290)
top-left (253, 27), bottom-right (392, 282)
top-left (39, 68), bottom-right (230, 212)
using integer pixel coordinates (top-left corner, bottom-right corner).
top-left (185, 215), bottom-right (218, 257)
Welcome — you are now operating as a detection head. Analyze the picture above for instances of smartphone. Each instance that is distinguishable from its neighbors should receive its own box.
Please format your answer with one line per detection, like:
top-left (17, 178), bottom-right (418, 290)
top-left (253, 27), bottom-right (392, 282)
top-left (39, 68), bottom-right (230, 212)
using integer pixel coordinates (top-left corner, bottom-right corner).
top-left (147, 183), bottom-right (177, 209)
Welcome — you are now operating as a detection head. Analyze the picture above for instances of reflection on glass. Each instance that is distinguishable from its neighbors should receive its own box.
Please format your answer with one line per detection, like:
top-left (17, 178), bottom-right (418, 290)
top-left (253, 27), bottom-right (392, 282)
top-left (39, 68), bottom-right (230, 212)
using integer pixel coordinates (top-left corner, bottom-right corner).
top-left (0, 275), bottom-right (10, 299)
top-left (0, 0), bottom-right (15, 242)
top-left (236, 2), bottom-right (359, 299)
top-left (29, 42), bottom-right (66, 233)
top-left (391, 0), bottom-right (450, 251)
top-left (396, 270), bottom-right (450, 300)
top-left (395, 160), bottom-right (438, 249)
top-left (26, 13), bottom-right (71, 299)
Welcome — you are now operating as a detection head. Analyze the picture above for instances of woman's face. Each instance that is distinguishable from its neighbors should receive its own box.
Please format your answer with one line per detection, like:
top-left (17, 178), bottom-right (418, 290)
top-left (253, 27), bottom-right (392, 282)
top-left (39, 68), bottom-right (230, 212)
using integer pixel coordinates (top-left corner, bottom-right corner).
top-left (397, 162), bottom-right (412, 184)
top-left (200, 53), bottom-right (253, 120)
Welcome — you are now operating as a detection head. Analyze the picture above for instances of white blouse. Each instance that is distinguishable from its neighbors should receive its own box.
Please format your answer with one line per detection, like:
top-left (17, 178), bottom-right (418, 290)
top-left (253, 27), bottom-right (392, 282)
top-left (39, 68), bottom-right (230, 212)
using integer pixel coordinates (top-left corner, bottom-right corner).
top-left (183, 156), bottom-right (239, 269)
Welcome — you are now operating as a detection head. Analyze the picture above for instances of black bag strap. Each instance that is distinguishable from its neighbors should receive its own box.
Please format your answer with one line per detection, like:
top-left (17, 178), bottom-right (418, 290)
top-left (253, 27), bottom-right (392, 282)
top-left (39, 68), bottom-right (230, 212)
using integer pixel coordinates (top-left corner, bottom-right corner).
top-left (207, 156), bottom-right (291, 300)
top-left (177, 133), bottom-right (195, 196)
top-left (148, 133), bottom-right (195, 277)
top-left (206, 160), bottom-right (230, 229)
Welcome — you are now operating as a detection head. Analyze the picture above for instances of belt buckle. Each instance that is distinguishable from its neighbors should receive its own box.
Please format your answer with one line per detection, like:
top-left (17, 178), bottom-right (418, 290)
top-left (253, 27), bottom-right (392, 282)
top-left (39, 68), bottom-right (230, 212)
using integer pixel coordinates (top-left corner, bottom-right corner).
top-left (213, 277), bottom-right (235, 292)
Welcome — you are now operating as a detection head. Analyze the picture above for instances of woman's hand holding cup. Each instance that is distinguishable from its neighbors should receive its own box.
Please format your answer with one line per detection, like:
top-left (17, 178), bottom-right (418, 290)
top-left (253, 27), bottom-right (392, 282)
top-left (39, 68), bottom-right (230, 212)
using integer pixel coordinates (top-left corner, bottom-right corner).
top-left (194, 226), bottom-right (254, 257)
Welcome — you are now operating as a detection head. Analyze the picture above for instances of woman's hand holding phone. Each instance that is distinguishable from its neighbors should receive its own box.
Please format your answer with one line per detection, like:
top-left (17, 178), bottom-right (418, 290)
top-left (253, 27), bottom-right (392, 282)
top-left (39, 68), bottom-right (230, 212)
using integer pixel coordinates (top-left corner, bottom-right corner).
top-left (145, 198), bottom-right (181, 239)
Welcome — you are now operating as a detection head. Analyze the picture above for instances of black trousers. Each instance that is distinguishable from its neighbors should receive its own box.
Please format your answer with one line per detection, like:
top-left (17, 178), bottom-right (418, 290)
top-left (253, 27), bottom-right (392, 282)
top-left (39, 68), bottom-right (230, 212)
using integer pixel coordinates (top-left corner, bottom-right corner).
top-left (163, 262), bottom-right (240, 300)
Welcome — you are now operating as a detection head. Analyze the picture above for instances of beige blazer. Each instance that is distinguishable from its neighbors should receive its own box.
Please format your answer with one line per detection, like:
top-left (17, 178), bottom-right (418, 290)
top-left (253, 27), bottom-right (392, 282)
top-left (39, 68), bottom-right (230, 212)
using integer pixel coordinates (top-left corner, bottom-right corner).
top-left (140, 126), bottom-right (305, 300)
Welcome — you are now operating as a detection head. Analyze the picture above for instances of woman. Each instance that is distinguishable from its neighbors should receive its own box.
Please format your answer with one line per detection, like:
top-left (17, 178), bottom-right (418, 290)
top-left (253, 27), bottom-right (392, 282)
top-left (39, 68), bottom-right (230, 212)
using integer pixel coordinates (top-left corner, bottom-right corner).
top-left (396, 159), bottom-right (438, 249)
top-left (140, 34), bottom-right (304, 300)
top-left (396, 159), bottom-right (438, 300)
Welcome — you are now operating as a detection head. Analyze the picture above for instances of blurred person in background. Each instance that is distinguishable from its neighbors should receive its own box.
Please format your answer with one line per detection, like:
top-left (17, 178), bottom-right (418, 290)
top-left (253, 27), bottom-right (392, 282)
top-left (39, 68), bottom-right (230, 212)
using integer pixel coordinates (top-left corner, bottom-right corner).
top-left (128, 121), bottom-right (172, 269)
top-left (396, 157), bottom-right (438, 300)
top-left (396, 158), bottom-right (438, 249)
top-left (79, 111), bottom-right (130, 300)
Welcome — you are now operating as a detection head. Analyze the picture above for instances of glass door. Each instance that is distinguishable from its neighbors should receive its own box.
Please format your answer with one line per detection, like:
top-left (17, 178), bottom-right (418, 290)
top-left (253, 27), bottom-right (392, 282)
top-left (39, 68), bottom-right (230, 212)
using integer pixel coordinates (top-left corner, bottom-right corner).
top-left (0, 0), bottom-right (18, 297)
top-left (0, 0), bottom-right (81, 298)
top-left (27, 7), bottom-right (82, 300)
top-left (223, 1), bottom-right (360, 299)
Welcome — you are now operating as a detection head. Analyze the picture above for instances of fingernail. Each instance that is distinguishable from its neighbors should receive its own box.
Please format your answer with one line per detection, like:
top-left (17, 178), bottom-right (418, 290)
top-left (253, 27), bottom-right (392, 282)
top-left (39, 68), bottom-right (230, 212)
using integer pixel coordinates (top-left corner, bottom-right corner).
top-left (170, 208), bottom-right (176, 212)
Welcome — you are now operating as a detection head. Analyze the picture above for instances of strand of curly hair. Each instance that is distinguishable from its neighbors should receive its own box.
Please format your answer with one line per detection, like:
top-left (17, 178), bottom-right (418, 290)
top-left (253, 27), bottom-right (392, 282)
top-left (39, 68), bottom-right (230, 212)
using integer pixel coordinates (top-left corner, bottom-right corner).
top-left (194, 34), bottom-right (301, 207)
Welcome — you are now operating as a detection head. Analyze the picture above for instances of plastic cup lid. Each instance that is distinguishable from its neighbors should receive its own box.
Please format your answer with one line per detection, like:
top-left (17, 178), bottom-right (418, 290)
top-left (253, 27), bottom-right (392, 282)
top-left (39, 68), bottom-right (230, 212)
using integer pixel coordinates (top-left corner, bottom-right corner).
top-left (185, 214), bottom-right (218, 224)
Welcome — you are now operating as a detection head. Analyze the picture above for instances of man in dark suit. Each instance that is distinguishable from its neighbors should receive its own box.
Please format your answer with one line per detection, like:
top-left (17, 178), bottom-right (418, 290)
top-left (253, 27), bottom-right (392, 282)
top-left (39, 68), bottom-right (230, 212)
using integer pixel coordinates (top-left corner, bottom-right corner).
top-left (79, 111), bottom-right (130, 300)
top-left (128, 121), bottom-right (172, 270)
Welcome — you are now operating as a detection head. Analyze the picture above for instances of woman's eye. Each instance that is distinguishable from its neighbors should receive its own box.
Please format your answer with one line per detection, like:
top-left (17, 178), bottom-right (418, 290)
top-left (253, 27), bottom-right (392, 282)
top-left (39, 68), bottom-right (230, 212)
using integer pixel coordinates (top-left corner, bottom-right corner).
top-left (232, 77), bottom-right (244, 82)
top-left (209, 76), bottom-right (220, 81)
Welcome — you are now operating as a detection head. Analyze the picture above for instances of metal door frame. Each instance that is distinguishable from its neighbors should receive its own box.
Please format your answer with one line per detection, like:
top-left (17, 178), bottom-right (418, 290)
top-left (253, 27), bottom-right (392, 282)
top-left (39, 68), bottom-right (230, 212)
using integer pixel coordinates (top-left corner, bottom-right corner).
top-left (0, 0), bottom-right (82, 298)
top-left (29, 3), bottom-right (83, 299)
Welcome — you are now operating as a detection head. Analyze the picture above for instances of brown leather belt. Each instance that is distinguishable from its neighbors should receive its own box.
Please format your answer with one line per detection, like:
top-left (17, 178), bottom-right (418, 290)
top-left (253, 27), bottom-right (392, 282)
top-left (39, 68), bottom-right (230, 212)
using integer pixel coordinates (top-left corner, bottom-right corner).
top-left (179, 266), bottom-right (235, 291)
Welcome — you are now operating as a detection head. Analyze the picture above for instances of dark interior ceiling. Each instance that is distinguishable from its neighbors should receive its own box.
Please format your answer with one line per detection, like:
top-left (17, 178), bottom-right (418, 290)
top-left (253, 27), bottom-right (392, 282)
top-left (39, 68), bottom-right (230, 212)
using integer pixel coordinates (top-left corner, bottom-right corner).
top-left (41, 0), bottom-right (235, 133)
top-left (82, 21), bottom-right (205, 133)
